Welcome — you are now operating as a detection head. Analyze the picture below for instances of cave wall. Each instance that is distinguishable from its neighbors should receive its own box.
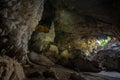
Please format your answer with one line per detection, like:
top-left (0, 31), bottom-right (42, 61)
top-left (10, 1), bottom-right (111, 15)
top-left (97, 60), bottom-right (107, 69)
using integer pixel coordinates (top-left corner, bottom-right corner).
top-left (29, 0), bottom-right (56, 53)
top-left (0, 0), bottom-right (44, 60)
top-left (53, 0), bottom-right (120, 55)
top-left (27, 0), bottom-right (120, 55)
top-left (0, 0), bottom-right (120, 60)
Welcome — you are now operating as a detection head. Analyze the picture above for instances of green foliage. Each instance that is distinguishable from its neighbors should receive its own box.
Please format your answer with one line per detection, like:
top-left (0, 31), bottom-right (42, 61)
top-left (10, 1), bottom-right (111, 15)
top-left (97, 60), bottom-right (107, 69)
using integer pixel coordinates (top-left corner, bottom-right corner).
top-left (98, 36), bottom-right (111, 46)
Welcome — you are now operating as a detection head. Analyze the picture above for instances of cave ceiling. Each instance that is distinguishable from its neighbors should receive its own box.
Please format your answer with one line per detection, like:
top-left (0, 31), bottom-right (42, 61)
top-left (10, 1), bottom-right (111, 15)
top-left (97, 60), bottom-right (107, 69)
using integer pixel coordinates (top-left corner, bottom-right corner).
top-left (55, 0), bottom-right (120, 25)
top-left (42, 0), bottom-right (120, 39)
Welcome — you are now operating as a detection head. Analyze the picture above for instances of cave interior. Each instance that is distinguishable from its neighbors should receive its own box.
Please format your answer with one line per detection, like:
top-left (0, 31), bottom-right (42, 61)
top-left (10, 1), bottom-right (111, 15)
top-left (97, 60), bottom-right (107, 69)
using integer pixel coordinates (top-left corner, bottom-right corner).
top-left (0, 0), bottom-right (120, 80)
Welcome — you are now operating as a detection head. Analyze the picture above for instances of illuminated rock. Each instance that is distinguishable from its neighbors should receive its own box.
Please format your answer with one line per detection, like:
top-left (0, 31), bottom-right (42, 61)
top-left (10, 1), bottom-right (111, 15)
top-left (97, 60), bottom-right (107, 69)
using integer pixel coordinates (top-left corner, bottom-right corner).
top-left (29, 23), bottom-right (55, 52)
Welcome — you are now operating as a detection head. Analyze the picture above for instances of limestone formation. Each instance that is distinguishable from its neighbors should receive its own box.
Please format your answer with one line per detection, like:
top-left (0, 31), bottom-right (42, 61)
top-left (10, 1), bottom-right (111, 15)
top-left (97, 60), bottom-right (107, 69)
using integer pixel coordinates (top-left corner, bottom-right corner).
top-left (0, 0), bottom-right (120, 80)
top-left (29, 23), bottom-right (55, 53)
top-left (0, 0), bottom-right (44, 60)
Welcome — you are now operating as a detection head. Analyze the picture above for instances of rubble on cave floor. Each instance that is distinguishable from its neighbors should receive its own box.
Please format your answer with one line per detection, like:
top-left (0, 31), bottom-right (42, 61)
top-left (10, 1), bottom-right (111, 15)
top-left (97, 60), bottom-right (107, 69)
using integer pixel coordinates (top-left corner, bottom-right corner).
top-left (23, 63), bottom-right (120, 80)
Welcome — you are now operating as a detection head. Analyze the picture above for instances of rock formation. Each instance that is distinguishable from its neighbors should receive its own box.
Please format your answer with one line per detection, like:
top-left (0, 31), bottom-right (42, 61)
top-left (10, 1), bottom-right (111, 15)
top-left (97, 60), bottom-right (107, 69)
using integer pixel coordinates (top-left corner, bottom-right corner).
top-left (0, 0), bottom-right (44, 60)
top-left (0, 56), bottom-right (25, 80)
top-left (0, 0), bottom-right (120, 80)
top-left (93, 49), bottom-right (120, 72)
top-left (29, 23), bottom-right (55, 53)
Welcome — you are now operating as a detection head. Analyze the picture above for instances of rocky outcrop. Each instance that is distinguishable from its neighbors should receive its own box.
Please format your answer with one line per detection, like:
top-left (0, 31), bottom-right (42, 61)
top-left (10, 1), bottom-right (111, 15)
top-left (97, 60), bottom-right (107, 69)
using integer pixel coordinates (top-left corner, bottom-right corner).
top-left (24, 64), bottom-right (85, 80)
top-left (28, 52), bottom-right (54, 67)
top-left (45, 44), bottom-right (59, 63)
top-left (71, 57), bottom-right (101, 72)
top-left (57, 49), bottom-right (101, 72)
top-left (0, 0), bottom-right (44, 60)
top-left (29, 23), bottom-right (55, 53)
top-left (93, 49), bottom-right (120, 72)
top-left (0, 56), bottom-right (25, 80)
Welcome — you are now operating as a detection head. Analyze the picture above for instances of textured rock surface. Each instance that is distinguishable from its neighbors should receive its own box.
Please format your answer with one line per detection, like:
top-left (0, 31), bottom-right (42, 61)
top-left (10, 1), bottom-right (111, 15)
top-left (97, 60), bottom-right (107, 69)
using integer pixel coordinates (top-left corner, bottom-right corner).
top-left (71, 57), bottom-right (101, 72)
top-left (24, 63), bottom-right (120, 80)
top-left (57, 48), bottom-right (101, 72)
top-left (0, 0), bottom-right (120, 80)
top-left (0, 56), bottom-right (25, 80)
top-left (93, 50), bottom-right (120, 72)
top-left (28, 52), bottom-right (54, 66)
top-left (24, 64), bottom-right (85, 80)
top-left (29, 23), bottom-right (55, 53)
top-left (54, 3), bottom-right (120, 38)
top-left (0, 0), bottom-right (44, 60)
top-left (45, 44), bottom-right (59, 63)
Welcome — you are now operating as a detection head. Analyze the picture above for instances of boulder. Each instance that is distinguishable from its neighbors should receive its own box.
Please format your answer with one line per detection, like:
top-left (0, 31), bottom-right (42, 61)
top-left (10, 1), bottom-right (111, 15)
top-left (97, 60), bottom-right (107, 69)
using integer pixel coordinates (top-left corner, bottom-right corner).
top-left (71, 56), bottom-right (101, 72)
top-left (28, 52), bottom-right (54, 67)
top-left (58, 48), bottom-right (101, 72)
top-left (45, 44), bottom-right (59, 63)
top-left (0, 56), bottom-right (26, 80)
top-left (93, 49), bottom-right (120, 72)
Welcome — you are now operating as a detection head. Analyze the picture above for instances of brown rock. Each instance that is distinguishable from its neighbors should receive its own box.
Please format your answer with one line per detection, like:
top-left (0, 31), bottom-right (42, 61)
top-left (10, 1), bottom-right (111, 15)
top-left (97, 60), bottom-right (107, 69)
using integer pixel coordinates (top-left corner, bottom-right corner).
top-left (0, 56), bottom-right (26, 80)
top-left (28, 52), bottom-right (54, 67)
top-left (69, 73), bottom-right (85, 80)
top-left (72, 56), bottom-right (101, 72)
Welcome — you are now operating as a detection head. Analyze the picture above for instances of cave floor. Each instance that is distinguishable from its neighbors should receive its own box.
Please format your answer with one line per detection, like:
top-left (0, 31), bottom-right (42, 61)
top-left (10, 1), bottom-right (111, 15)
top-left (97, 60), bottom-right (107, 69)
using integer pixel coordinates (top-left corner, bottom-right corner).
top-left (24, 64), bottom-right (120, 80)
top-left (82, 72), bottom-right (120, 80)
